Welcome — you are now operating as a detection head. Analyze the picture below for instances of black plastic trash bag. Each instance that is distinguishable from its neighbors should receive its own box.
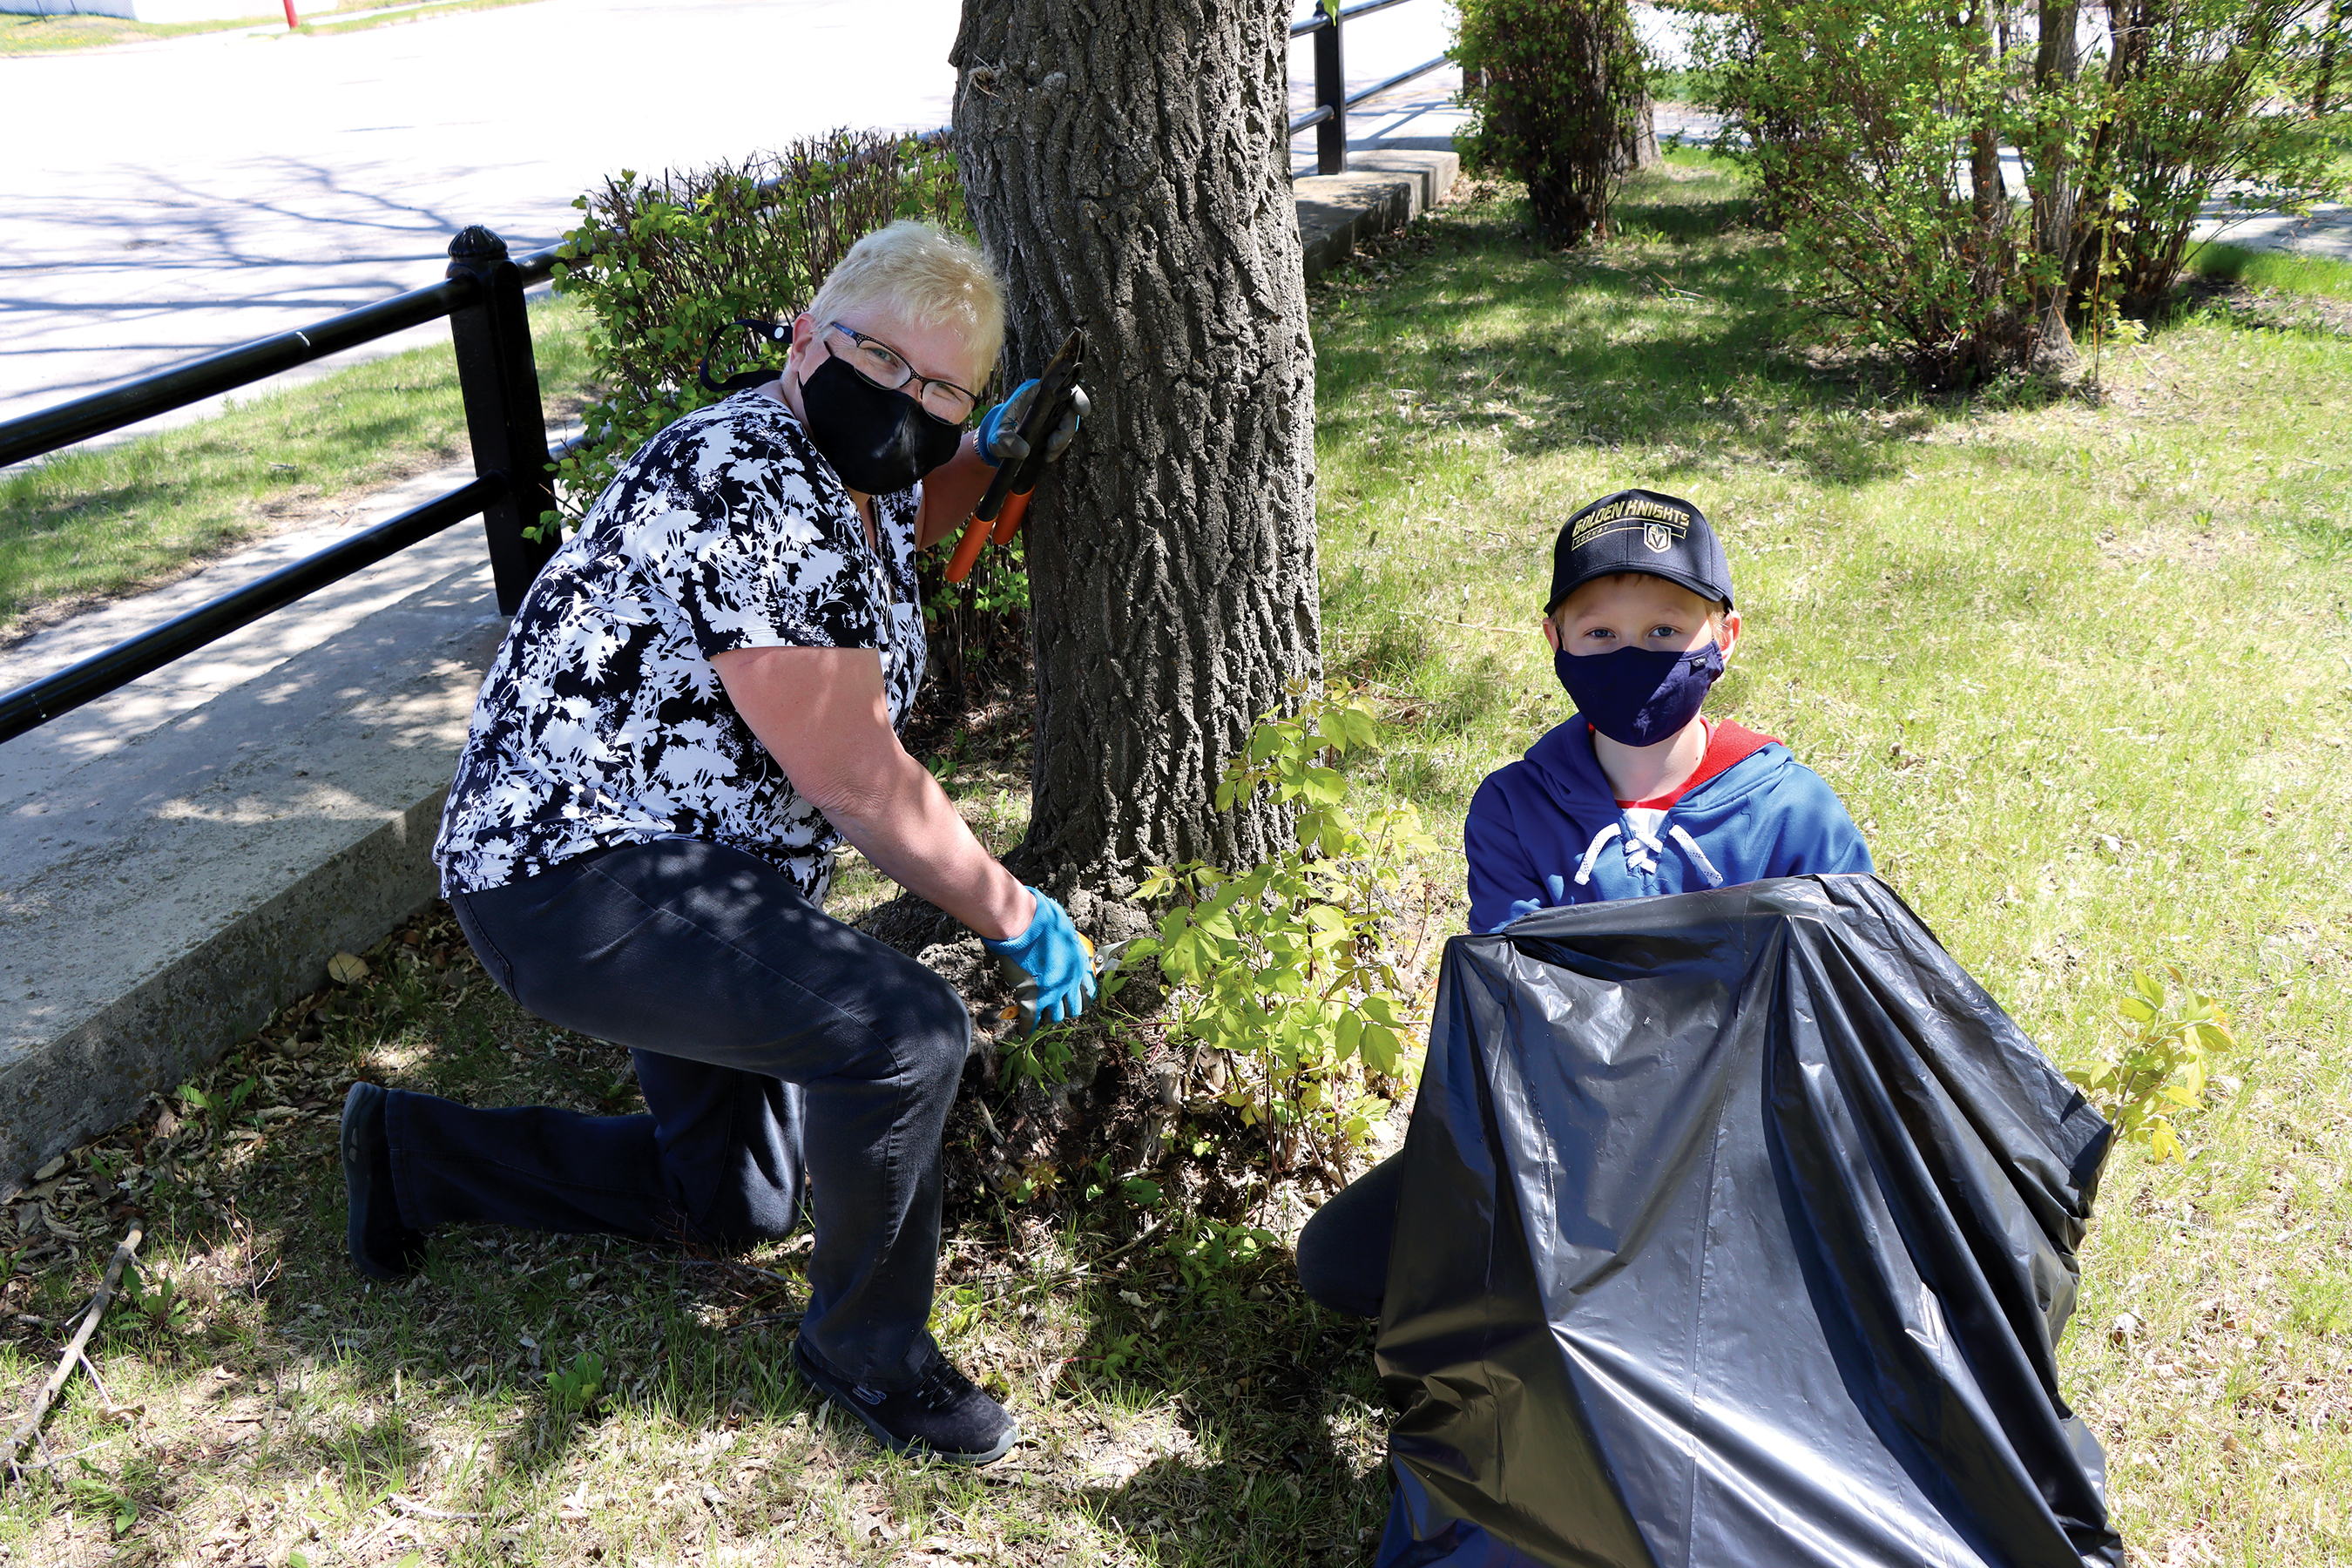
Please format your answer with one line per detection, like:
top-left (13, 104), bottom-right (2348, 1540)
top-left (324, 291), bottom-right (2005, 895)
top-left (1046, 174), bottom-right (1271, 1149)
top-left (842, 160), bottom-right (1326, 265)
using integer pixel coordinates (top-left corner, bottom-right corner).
top-left (1374, 875), bottom-right (2120, 1568)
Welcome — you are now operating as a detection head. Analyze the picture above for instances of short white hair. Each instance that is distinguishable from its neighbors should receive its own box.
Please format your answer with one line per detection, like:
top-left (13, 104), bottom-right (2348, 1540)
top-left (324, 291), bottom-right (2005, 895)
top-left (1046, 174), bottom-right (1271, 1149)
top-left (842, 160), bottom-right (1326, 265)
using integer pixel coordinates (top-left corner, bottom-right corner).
top-left (808, 220), bottom-right (1005, 377)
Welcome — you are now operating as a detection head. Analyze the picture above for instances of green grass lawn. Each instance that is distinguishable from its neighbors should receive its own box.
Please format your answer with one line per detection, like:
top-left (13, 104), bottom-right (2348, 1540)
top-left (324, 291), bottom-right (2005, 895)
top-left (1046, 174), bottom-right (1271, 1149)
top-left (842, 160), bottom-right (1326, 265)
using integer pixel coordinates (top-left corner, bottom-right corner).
top-left (0, 295), bottom-right (596, 645)
top-left (3, 158), bottom-right (2348, 1565)
top-left (2187, 240), bottom-right (2352, 302)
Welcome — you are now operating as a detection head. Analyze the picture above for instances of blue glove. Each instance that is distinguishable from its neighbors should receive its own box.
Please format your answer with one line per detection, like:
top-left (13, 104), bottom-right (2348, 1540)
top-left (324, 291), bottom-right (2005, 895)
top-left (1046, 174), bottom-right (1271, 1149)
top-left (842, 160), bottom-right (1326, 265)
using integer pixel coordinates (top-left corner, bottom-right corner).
top-left (974, 378), bottom-right (1089, 468)
top-left (982, 888), bottom-right (1097, 1031)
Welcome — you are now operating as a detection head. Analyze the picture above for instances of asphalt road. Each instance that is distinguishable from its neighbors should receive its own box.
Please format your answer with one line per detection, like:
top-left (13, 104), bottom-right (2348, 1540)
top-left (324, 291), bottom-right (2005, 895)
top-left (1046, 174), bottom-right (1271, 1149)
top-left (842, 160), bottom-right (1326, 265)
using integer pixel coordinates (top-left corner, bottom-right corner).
top-left (0, 0), bottom-right (1460, 448)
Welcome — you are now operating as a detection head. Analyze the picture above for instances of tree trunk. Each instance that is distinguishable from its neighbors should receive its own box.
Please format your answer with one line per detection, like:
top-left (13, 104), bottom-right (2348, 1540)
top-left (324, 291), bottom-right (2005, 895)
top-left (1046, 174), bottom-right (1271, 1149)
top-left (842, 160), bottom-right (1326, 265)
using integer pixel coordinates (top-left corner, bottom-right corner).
top-left (2318, 0), bottom-right (2349, 116)
top-left (1614, 94), bottom-right (1660, 173)
top-left (950, 0), bottom-right (1321, 899)
top-left (1965, 0), bottom-right (2007, 231)
top-left (2026, 0), bottom-right (2084, 371)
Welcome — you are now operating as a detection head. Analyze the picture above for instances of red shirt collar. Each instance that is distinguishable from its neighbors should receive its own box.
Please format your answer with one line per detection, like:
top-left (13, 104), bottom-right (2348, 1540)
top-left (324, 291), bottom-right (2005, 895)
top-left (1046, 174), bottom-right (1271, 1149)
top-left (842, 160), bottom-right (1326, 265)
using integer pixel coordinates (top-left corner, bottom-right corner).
top-left (1604, 718), bottom-right (1781, 810)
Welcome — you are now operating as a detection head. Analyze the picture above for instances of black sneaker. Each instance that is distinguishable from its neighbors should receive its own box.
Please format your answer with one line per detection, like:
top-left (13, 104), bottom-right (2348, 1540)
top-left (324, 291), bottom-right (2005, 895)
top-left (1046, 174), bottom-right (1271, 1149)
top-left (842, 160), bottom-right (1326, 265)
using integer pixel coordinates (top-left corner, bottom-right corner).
top-left (341, 1083), bottom-right (425, 1282)
top-left (791, 1338), bottom-right (1018, 1464)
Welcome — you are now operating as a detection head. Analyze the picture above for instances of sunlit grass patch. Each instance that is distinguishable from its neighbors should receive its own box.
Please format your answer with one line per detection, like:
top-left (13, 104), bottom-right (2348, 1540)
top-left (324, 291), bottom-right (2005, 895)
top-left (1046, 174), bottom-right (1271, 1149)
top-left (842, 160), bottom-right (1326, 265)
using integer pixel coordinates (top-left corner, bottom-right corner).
top-left (2188, 239), bottom-right (2352, 301)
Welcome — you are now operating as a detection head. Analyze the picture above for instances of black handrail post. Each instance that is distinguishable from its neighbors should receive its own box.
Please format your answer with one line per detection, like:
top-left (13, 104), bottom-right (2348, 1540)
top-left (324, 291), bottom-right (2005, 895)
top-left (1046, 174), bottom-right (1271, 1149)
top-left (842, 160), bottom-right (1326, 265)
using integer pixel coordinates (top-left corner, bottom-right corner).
top-left (446, 225), bottom-right (558, 616)
top-left (1315, 9), bottom-right (1346, 175)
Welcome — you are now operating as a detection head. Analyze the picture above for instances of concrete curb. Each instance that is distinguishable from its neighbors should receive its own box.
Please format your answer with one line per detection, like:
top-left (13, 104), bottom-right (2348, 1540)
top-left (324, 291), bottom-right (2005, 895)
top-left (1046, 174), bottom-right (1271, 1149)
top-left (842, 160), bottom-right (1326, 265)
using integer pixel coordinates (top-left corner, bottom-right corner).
top-left (1295, 145), bottom-right (1463, 285)
top-left (1, 491), bottom-right (504, 1200)
top-left (0, 149), bottom-right (1463, 1195)
top-left (0, 793), bottom-right (445, 1195)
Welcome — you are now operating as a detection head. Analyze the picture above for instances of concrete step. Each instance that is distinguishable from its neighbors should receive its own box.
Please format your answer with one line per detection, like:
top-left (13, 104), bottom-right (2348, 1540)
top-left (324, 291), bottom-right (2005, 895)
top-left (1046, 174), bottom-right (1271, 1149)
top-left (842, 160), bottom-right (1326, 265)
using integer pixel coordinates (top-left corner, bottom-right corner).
top-left (1295, 145), bottom-right (1462, 284)
top-left (0, 148), bottom-right (1465, 1197)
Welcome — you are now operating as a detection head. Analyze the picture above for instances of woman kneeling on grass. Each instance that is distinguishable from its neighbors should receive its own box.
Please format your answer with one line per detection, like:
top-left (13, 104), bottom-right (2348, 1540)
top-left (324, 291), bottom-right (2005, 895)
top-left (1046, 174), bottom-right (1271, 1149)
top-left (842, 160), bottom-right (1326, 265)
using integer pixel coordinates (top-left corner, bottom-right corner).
top-left (336, 220), bottom-right (1089, 1465)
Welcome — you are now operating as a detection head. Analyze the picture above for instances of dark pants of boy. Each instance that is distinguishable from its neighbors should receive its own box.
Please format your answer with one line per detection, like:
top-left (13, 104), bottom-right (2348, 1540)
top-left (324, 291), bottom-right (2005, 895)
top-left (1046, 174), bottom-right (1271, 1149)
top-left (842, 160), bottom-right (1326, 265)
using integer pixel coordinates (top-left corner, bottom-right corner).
top-left (386, 838), bottom-right (970, 1389)
top-left (1294, 1151), bottom-right (1407, 1319)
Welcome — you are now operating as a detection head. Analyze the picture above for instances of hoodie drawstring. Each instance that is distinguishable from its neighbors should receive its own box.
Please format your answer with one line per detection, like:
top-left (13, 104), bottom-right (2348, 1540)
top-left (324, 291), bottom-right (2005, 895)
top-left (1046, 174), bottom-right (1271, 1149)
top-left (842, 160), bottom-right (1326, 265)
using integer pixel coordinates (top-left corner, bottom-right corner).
top-left (1573, 818), bottom-right (1725, 888)
top-left (1668, 824), bottom-right (1726, 887)
top-left (1572, 823), bottom-right (1621, 886)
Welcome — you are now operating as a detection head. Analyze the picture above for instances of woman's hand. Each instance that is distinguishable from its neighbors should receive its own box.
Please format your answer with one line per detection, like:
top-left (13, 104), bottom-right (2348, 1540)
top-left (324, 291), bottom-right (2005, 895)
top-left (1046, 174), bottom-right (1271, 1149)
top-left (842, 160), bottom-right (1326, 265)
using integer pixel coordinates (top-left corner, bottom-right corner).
top-left (914, 379), bottom-right (1091, 550)
top-left (982, 890), bottom-right (1097, 1030)
top-left (975, 378), bottom-right (1087, 469)
top-left (709, 645), bottom-right (1033, 941)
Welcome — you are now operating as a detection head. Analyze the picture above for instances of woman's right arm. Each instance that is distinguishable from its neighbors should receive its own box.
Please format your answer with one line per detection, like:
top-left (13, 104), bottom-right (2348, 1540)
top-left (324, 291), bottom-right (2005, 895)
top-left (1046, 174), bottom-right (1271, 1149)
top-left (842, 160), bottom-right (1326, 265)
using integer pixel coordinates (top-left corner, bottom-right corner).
top-left (709, 644), bottom-right (1035, 942)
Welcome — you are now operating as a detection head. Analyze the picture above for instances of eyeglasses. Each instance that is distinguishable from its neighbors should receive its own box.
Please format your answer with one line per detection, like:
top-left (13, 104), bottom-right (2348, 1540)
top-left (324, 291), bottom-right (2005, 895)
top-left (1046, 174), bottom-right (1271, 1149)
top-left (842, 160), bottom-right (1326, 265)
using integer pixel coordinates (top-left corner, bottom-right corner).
top-left (821, 321), bottom-right (980, 424)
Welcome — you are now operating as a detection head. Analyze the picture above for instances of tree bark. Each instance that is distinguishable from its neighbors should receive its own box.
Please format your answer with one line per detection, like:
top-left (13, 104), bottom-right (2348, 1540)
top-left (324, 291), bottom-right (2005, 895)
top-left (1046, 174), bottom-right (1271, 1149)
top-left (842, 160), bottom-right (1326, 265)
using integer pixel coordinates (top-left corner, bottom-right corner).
top-left (951, 0), bottom-right (1321, 898)
top-left (2026, 0), bottom-right (2085, 371)
top-left (1616, 94), bottom-right (1661, 173)
top-left (2318, 0), bottom-right (2349, 116)
top-left (1965, 0), bottom-right (2007, 231)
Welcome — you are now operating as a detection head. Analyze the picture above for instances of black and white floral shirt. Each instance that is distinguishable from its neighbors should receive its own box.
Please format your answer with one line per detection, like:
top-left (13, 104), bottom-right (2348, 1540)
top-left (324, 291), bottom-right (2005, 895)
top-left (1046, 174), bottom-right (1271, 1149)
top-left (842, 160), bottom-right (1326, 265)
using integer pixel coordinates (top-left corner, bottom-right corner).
top-left (434, 389), bottom-right (926, 903)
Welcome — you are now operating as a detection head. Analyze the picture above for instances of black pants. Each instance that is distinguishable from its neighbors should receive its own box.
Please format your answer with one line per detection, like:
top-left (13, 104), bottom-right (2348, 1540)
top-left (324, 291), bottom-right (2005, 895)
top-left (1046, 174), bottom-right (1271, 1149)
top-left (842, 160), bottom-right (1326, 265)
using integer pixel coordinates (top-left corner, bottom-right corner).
top-left (389, 839), bottom-right (970, 1389)
top-left (1294, 1150), bottom-right (1405, 1320)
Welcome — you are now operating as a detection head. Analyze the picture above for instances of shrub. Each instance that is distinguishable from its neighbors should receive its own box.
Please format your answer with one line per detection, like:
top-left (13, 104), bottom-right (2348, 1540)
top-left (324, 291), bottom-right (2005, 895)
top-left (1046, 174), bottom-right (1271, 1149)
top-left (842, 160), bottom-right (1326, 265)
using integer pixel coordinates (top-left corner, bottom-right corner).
top-left (2067, 966), bottom-right (2238, 1163)
top-left (2077, 0), bottom-right (2342, 319)
top-left (1125, 686), bottom-right (1436, 1181)
top-left (1451, 0), bottom-right (1647, 245)
top-left (1700, 0), bottom-right (2048, 383)
top-left (1699, 0), bottom-right (2342, 383)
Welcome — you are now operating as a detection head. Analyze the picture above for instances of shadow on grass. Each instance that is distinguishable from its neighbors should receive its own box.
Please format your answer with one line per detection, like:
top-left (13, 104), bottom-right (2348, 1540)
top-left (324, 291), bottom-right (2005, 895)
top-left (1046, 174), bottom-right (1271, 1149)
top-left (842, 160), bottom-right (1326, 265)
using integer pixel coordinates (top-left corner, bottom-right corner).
top-left (1013, 1248), bottom-right (1392, 1566)
top-left (1312, 162), bottom-right (2116, 503)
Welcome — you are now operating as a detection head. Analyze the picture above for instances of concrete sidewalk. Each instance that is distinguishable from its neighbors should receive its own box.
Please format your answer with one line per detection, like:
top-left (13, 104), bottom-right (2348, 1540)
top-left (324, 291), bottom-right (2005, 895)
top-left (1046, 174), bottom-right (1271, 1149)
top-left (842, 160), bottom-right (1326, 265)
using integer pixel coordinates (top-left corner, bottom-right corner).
top-left (0, 140), bottom-right (1463, 1196)
top-left (0, 475), bottom-right (508, 1193)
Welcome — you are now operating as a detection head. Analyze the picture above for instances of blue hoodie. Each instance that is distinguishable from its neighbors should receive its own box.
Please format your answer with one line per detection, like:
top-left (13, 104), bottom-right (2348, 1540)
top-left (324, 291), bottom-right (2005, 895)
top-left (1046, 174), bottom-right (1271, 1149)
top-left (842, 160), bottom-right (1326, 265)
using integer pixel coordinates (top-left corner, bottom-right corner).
top-left (1464, 717), bottom-right (1872, 934)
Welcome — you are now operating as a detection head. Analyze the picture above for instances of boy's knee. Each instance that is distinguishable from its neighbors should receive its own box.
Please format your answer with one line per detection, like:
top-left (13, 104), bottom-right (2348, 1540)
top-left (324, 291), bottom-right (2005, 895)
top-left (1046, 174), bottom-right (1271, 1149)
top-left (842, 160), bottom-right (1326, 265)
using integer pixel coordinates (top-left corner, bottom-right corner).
top-left (1296, 1220), bottom-right (1383, 1320)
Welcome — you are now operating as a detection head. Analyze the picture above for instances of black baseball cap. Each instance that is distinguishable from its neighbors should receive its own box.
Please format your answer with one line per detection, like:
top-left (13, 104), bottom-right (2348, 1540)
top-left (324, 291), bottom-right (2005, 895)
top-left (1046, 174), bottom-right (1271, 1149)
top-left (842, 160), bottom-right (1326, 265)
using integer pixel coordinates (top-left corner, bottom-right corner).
top-left (1544, 489), bottom-right (1734, 615)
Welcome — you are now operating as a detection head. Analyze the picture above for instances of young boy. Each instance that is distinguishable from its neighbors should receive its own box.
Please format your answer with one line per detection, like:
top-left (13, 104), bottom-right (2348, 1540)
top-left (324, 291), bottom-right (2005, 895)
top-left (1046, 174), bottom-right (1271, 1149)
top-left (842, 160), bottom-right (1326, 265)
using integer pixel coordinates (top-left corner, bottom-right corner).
top-left (1294, 487), bottom-right (1870, 1316)
top-left (1464, 486), bottom-right (1871, 931)
top-left (1296, 488), bottom-right (1876, 1566)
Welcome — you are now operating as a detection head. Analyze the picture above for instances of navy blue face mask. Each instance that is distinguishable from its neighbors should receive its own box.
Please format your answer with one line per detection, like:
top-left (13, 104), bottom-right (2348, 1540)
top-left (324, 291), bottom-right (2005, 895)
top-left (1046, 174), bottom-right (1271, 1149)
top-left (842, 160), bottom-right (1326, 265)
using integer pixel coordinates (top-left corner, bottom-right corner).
top-left (1554, 640), bottom-right (1727, 747)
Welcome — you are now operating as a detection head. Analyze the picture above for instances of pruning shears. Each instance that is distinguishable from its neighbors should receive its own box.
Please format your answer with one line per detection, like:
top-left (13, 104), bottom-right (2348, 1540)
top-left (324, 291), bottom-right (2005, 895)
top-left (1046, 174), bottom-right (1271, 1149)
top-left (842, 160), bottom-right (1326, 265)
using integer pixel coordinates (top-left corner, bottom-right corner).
top-left (946, 328), bottom-right (1087, 584)
top-left (997, 933), bottom-right (1136, 1037)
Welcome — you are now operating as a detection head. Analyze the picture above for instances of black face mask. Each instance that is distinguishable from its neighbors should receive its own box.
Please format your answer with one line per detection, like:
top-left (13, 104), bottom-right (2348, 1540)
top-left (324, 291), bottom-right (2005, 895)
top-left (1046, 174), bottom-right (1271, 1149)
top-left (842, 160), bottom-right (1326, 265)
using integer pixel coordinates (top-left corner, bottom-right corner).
top-left (798, 350), bottom-right (963, 495)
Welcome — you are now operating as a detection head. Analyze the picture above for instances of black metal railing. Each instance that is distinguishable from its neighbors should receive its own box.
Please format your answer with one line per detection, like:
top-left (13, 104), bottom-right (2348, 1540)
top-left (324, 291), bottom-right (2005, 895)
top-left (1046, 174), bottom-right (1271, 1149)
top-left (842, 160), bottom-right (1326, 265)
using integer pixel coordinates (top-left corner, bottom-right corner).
top-left (0, 224), bottom-right (564, 746)
top-left (1289, 0), bottom-right (1450, 176)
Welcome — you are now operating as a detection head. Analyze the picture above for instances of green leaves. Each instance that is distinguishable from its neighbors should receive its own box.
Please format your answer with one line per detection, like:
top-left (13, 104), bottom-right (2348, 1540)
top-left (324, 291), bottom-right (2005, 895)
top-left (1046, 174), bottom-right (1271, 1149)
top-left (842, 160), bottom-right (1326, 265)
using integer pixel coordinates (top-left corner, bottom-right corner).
top-left (176, 1075), bottom-right (256, 1123)
top-left (2066, 965), bottom-right (2240, 1163)
top-left (67, 1462), bottom-right (137, 1535)
top-left (1134, 686), bottom-right (1435, 1172)
top-left (544, 1348), bottom-right (606, 1416)
top-left (118, 1262), bottom-right (191, 1333)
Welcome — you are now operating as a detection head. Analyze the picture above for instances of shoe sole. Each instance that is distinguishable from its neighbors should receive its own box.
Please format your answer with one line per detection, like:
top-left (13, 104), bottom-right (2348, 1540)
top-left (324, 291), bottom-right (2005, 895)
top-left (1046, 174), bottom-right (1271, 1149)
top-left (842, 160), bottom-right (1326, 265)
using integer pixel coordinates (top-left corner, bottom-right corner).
top-left (790, 1342), bottom-right (1018, 1465)
top-left (340, 1083), bottom-right (412, 1283)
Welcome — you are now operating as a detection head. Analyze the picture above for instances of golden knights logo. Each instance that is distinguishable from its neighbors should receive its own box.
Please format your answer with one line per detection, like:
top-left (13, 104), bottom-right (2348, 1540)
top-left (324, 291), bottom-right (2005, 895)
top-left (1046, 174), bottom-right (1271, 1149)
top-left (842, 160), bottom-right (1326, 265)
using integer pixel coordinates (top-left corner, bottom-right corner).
top-left (1572, 493), bottom-right (1692, 552)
